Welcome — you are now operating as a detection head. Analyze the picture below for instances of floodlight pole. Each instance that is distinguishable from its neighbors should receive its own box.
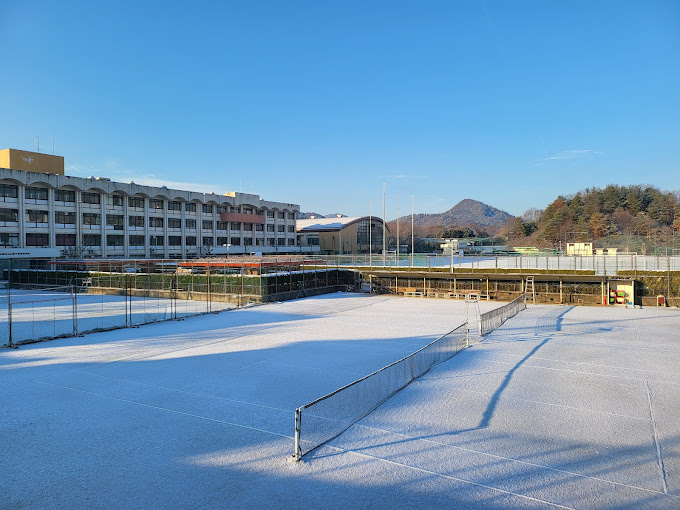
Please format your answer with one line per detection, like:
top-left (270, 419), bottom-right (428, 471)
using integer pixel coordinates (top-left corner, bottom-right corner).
top-left (369, 200), bottom-right (372, 268)
top-left (382, 182), bottom-right (386, 266)
top-left (411, 195), bottom-right (414, 269)
top-left (396, 198), bottom-right (400, 266)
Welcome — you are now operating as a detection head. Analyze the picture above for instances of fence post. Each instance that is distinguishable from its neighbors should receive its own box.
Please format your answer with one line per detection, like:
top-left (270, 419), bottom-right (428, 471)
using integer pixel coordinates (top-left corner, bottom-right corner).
top-left (294, 408), bottom-right (302, 461)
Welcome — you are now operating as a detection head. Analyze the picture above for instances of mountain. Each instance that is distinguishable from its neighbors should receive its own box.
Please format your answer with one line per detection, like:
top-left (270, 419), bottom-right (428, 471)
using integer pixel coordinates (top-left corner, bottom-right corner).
top-left (296, 212), bottom-right (325, 219)
top-left (390, 199), bottom-right (514, 236)
top-left (297, 212), bottom-right (348, 219)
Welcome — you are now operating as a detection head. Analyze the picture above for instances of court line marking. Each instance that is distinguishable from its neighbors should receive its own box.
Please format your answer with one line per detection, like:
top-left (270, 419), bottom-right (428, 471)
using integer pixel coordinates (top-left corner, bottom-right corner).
top-left (646, 380), bottom-right (669, 493)
top-left (34, 379), bottom-right (293, 440)
top-left (411, 383), bottom-right (651, 422)
top-left (462, 358), bottom-right (680, 385)
top-left (345, 423), bottom-right (680, 500)
top-left (36, 377), bottom-right (574, 509)
top-left (318, 445), bottom-right (576, 509)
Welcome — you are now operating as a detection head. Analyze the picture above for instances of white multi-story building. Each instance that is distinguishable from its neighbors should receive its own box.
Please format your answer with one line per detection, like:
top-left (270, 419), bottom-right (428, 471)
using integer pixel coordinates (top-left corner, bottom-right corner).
top-left (0, 149), bottom-right (301, 259)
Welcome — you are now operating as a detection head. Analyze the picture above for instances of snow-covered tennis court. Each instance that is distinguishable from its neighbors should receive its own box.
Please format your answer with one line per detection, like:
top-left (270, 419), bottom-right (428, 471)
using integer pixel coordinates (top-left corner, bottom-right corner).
top-left (1, 288), bottom-right (233, 344)
top-left (1, 293), bottom-right (678, 508)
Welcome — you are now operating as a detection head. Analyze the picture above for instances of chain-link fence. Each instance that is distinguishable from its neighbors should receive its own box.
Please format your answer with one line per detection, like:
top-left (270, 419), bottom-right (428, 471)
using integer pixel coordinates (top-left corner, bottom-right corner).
top-left (313, 253), bottom-right (680, 275)
top-left (1, 257), bottom-right (358, 346)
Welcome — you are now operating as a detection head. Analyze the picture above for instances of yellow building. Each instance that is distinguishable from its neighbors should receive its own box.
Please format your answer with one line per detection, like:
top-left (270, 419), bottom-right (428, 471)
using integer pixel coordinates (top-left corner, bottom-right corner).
top-left (0, 149), bottom-right (64, 175)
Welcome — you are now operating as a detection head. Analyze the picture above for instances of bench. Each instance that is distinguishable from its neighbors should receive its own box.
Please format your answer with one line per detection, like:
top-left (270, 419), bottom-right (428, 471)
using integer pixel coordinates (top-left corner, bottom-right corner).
top-left (402, 287), bottom-right (424, 297)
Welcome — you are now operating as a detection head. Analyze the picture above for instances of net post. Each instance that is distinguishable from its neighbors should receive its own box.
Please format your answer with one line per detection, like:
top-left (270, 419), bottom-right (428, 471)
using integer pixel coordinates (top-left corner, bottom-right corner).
top-left (72, 283), bottom-right (78, 336)
top-left (294, 407), bottom-right (302, 461)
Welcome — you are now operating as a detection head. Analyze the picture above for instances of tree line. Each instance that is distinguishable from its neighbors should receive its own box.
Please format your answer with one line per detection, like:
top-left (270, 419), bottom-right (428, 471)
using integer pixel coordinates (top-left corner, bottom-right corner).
top-left (507, 185), bottom-right (680, 247)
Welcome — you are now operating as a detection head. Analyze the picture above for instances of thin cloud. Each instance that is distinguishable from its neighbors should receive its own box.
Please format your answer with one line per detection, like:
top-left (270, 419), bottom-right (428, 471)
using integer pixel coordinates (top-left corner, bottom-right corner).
top-left (385, 173), bottom-right (429, 180)
top-left (67, 165), bottom-right (228, 194)
top-left (545, 149), bottom-right (599, 161)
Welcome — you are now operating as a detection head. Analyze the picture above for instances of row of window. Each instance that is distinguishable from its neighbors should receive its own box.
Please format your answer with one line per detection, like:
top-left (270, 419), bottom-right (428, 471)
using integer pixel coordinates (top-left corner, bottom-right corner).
top-left (1, 185), bottom-right (296, 218)
top-left (0, 232), bottom-right (295, 248)
top-left (4, 208), bottom-right (296, 232)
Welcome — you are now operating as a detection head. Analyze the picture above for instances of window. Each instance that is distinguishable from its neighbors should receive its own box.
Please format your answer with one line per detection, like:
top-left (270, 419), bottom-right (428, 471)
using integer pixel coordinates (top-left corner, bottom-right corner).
top-left (0, 233), bottom-right (19, 247)
top-left (82, 213), bottom-right (101, 226)
top-left (26, 210), bottom-right (48, 223)
top-left (266, 211), bottom-right (274, 218)
top-left (288, 213), bottom-right (295, 219)
top-left (218, 205), bottom-right (229, 214)
top-left (168, 218), bottom-right (181, 228)
top-left (0, 184), bottom-right (18, 199)
top-left (307, 237), bottom-right (320, 246)
top-left (267, 225), bottom-right (274, 232)
top-left (106, 235), bottom-right (124, 247)
top-left (129, 235), bottom-right (145, 247)
top-left (185, 236), bottom-right (197, 246)
top-left (150, 235), bottom-right (164, 247)
top-left (244, 237), bottom-right (253, 246)
top-left (217, 237), bottom-right (228, 246)
top-left (255, 238), bottom-right (264, 246)
top-left (230, 237), bottom-right (241, 246)
top-left (202, 237), bottom-right (213, 246)
top-left (55, 211), bottom-right (76, 224)
top-left (185, 219), bottom-right (196, 229)
top-left (288, 239), bottom-right (295, 246)
top-left (288, 225), bottom-right (295, 233)
top-left (149, 217), bottom-right (164, 228)
top-left (25, 187), bottom-right (48, 200)
top-left (277, 238), bottom-right (286, 246)
top-left (149, 199), bottom-right (164, 209)
top-left (256, 224), bottom-right (264, 232)
top-left (277, 225), bottom-right (285, 233)
top-left (243, 208), bottom-right (252, 214)
top-left (56, 234), bottom-right (76, 246)
top-left (267, 238), bottom-right (275, 247)
top-left (129, 196), bottom-right (144, 208)
top-left (202, 204), bottom-right (213, 214)
top-left (26, 233), bottom-right (49, 246)
top-left (129, 216), bottom-right (144, 227)
top-left (168, 200), bottom-right (181, 211)
top-left (277, 212), bottom-right (285, 219)
top-left (106, 195), bottom-right (124, 207)
top-left (82, 192), bottom-right (101, 204)
top-left (106, 215), bottom-right (124, 228)
top-left (217, 221), bottom-right (228, 231)
top-left (0, 208), bottom-right (18, 223)
top-left (185, 202), bottom-right (196, 213)
top-left (243, 223), bottom-right (253, 231)
top-left (202, 220), bottom-right (213, 230)
top-left (55, 189), bottom-right (75, 202)
top-left (231, 222), bottom-right (241, 231)
top-left (82, 234), bottom-right (101, 246)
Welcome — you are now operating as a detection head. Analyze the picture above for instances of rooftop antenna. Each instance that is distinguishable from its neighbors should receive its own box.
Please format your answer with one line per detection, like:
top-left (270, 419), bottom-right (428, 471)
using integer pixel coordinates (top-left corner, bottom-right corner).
top-left (52, 131), bottom-right (55, 155)
top-left (34, 136), bottom-right (41, 153)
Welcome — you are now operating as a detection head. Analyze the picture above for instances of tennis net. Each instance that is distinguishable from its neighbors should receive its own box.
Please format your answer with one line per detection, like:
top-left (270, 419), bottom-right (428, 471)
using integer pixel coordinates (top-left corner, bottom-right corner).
top-left (294, 323), bottom-right (468, 460)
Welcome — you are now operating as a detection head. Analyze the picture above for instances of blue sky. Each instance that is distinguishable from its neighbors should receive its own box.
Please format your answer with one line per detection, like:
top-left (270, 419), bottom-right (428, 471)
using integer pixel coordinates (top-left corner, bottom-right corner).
top-left (1, 1), bottom-right (678, 219)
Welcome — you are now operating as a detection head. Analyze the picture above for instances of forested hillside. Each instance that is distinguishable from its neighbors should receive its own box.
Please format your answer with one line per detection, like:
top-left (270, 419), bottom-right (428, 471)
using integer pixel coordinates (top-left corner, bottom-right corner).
top-left (507, 185), bottom-right (680, 249)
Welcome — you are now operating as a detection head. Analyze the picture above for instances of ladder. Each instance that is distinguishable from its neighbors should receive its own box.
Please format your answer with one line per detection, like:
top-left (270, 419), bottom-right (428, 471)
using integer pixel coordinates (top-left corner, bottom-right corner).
top-left (525, 276), bottom-right (536, 305)
top-left (464, 293), bottom-right (481, 344)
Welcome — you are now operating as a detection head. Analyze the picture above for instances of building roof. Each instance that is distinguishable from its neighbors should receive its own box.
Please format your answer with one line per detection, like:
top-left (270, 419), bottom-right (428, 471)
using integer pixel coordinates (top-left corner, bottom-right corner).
top-left (296, 216), bottom-right (385, 232)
